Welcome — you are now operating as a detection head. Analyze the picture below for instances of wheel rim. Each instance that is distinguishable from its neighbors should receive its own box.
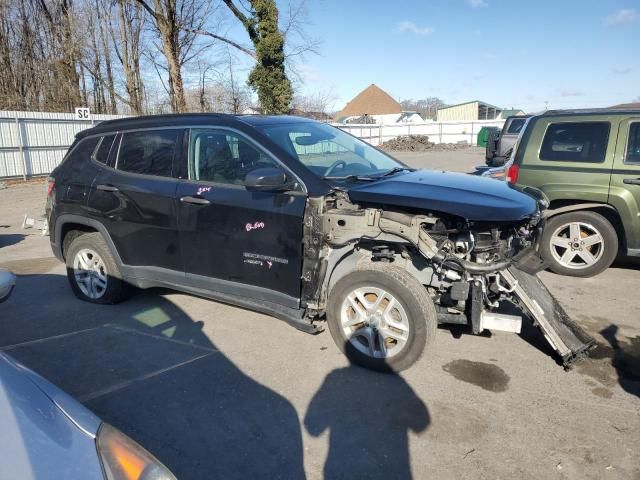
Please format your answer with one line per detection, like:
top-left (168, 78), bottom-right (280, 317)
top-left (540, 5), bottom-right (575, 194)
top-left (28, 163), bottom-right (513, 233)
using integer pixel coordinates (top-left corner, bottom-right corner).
top-left (549, 222), bottom-right (605, 269)
top-left (340, 286), bottom-right (410, 359)
top-left (73, 248), bottom-right (108, 299)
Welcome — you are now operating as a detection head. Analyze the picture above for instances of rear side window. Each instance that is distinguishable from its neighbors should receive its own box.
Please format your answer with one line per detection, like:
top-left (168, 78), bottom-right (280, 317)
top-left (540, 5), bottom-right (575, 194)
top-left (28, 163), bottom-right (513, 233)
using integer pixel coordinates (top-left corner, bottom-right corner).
top-left (116, 129), bottom-right (182, 177)
top-left (93, 135), bottom-right (116, 165)
top-left (540, 122), bottom-right (610, 163)
top-left (64, 137), bottom-right (99, 164)
top-left (506, 118), bottom-right (526, 134)
top-left (626, 122), bottom-right (640, 164)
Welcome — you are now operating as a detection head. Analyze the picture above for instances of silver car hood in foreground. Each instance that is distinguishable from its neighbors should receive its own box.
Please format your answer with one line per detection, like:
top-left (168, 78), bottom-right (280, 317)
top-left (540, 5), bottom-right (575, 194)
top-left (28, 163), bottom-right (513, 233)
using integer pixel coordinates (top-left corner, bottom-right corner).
top-left (0, 353), bottom-right (104, 480)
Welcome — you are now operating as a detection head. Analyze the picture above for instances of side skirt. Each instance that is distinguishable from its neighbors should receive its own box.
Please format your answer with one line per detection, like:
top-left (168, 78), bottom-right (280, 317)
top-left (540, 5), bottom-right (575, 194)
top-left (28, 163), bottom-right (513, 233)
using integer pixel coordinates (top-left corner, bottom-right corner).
top-left (121, 267), bottom-right (323, 335)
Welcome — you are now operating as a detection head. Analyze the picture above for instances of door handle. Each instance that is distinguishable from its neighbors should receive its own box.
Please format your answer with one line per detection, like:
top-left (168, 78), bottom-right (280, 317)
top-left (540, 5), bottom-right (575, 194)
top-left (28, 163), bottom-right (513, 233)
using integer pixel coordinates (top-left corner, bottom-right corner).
top-left (180, 196), bottom-right (211, 205)
top-left (96, 184), bottom-right (119, 192)
top-left (623, 178), bottom-right (640, 185)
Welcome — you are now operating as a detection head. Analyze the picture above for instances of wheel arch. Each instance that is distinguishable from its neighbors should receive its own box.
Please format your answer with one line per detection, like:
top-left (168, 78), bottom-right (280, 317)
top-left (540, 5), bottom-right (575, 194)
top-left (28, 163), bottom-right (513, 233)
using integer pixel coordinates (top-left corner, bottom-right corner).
top-left (55, 215), bottom-right (123, 265)
top-left (320, 241), bottom-right (422, 309)
top-left (546, 201), bottom-right (626, 250)
top-left (316, 248), bottom-right (363, 312)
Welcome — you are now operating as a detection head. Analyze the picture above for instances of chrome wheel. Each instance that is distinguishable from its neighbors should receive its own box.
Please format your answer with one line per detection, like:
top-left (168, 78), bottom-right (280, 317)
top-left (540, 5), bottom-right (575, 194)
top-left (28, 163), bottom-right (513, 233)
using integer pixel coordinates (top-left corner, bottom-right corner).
top-left (340, 286), bottom-right (410, 359)
top-left (549, 222), bottom-right (604, 269)
top-left (73, 248), bottom-right (108, 299)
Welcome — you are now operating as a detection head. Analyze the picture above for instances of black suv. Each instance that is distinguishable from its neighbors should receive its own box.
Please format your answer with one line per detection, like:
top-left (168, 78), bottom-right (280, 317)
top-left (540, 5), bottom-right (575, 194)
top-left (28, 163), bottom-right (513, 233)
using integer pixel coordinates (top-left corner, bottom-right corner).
top-left (47, 114), bottom-right (594, 371)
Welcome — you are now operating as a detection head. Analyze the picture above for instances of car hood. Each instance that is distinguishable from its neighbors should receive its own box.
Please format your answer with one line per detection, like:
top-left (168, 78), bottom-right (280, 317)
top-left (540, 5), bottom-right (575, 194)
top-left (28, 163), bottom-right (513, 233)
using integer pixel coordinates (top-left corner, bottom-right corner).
top-left (0, 353), bottom-right (104, 480)
top-left (347, 170), bottom-right (538, 222)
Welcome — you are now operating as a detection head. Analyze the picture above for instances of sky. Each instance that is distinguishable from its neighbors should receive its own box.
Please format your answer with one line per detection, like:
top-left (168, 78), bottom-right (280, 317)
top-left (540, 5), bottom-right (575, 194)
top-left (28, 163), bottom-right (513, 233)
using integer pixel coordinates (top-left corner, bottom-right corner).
top-left (282, 0), bottom-right (640, 112)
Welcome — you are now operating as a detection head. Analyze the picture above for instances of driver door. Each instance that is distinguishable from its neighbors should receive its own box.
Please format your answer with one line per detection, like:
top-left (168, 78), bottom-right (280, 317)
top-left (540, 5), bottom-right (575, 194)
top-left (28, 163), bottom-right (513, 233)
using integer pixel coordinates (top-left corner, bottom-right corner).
top-left (176, 128), bottom-right (306, 307)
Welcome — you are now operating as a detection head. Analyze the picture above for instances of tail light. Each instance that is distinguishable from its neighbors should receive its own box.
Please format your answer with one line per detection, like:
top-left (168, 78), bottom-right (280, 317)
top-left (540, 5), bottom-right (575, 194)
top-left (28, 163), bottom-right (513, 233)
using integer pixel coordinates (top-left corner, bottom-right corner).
top-left (47, 177), bottom-right (55, 197)
top-left (506, 163), bottom-right (519, 185)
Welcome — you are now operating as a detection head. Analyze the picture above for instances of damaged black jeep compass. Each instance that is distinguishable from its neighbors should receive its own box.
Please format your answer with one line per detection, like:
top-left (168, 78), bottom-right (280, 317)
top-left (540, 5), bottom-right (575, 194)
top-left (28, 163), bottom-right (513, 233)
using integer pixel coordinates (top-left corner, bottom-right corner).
top-left (46, 114), bottom-right (595, 372)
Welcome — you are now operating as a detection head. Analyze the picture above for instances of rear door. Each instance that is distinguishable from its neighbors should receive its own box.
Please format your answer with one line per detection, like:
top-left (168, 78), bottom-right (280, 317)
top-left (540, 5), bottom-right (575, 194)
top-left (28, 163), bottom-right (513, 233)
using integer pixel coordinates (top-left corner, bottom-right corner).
top-left (609, 117), bottom-right (640, 252)
top-left (87, 128), bottom-right (186, 272)
top-left (176, 127), bottom-right (306, 307)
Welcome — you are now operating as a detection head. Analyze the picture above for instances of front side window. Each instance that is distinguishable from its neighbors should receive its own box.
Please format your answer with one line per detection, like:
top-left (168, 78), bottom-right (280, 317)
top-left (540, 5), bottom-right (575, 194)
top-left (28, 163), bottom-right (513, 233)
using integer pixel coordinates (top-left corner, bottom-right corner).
top-left (540, 122), bottom-right (610, 163)
top-left (189, 129), bottom-right (278, 185)
top-left (257, 122), bottom-right (401, 180)
top-left (116, 129), bottom-right (182, 177)
top-left (626, 122), bottom-right (640, 164)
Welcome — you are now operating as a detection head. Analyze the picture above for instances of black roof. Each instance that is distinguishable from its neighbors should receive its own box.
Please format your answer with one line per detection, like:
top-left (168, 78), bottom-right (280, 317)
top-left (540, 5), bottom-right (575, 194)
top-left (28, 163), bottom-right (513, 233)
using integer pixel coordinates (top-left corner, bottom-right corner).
top-left (78, 113), bottom-right (316, 138)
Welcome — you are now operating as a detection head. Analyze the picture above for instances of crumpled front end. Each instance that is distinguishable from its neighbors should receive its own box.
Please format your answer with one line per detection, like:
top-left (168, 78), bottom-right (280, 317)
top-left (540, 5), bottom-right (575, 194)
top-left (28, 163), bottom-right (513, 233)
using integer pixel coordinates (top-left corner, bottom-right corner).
top-left (302, 190), bottom-right (594, 366)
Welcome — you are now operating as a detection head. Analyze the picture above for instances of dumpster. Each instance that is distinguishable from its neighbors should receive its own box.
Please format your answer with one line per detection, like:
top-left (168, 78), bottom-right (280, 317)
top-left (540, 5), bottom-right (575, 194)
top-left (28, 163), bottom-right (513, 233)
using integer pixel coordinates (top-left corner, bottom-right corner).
top-left (477, 126), bottom-right (500, 147)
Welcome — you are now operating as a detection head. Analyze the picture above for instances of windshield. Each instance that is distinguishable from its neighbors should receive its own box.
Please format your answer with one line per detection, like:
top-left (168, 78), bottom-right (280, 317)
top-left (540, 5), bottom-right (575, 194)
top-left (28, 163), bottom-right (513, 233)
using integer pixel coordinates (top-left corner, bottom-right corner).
top-left (256, 122), bottom-right (403, 180)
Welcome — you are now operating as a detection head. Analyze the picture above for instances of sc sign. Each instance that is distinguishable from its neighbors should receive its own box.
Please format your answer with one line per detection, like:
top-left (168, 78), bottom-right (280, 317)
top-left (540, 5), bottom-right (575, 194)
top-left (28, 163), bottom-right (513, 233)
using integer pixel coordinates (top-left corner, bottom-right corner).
top-left (75, 107), bottom-right (91, 120)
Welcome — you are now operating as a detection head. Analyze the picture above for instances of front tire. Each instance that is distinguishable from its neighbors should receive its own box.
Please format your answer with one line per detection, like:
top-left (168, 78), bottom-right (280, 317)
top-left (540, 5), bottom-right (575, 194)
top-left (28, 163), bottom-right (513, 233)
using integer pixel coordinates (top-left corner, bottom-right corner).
top-left (540, 211), bottom-right (618, 277)
top-left (326, 263), bottom-right (437, 372)
top-left (65, 232), bottom-right (130, 304)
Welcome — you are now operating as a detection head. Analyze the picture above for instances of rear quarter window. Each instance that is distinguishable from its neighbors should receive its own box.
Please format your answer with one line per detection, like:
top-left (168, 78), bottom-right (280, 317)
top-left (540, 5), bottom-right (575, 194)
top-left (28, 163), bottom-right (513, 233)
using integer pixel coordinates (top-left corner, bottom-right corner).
top-left (93, 135), bottom-right (116, 165)
top-left (63, 137), bottom-right (100, 165)
top-left (540, 122), bottom-right (610, 163)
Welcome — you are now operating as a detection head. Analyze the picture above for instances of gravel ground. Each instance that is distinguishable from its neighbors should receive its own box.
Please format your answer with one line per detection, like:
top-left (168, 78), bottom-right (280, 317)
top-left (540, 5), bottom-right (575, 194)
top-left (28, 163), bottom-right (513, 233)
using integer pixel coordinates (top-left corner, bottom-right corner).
top-left (0, 151), bottom-right (638, 480)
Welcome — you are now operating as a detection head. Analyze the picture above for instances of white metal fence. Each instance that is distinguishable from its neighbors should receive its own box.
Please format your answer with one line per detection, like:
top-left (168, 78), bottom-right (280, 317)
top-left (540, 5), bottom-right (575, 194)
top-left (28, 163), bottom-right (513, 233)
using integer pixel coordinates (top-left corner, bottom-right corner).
top-left (0, 111), bottom-right (128, 178)
top-left (0, 110), bottom-right (504, 179)
top-left (337, 119), bottom-right (505, 147)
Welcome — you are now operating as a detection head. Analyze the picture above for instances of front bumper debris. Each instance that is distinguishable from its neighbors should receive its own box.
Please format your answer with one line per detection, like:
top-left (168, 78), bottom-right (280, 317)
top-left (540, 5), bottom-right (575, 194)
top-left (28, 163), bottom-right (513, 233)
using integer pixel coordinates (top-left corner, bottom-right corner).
top-left (502, 267), bottom-right (596, 366)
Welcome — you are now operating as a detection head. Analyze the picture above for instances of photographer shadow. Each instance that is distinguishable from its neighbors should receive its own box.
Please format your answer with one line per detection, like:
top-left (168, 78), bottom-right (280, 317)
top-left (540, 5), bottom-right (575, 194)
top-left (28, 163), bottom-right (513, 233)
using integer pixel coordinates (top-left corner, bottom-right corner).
top-left (305, 348), bottom-right (429, 480)
top-left (1, 272), bottom-right (306, 480)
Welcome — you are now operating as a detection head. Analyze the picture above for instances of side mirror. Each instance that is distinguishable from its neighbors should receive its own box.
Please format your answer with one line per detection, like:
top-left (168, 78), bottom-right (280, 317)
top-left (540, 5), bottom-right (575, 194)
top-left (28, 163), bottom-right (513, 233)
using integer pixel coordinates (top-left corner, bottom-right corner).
top-left (244, 167), bottom-right (295, 192)
top-left (0, 270), bottom-right (16, 304)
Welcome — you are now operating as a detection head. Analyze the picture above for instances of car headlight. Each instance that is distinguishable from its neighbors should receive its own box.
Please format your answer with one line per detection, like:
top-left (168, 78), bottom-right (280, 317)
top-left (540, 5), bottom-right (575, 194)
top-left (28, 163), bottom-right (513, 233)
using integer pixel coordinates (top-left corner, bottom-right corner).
top-left (96, 424), bottom-right (177, 480)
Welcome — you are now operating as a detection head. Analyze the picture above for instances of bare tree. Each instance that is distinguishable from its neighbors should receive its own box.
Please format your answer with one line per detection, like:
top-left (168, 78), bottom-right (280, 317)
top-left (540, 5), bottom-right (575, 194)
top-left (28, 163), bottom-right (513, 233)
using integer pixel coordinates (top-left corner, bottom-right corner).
top-left (0, 0), bottom-right (315, 115)
top-left (291, 89), bottom-right (337, 117)
top-left (113, 0), bottom-right (146, 113)
top-left (35, 0), bottom-right (84, 110)
top-left (96, 0), bottom-right (118, 112)
top-left (400, 97), bottom-right (446, 120)
top-left (133, 0), bottom-right (211, 112)
top-left (185, 56), bottom-right (252, 113)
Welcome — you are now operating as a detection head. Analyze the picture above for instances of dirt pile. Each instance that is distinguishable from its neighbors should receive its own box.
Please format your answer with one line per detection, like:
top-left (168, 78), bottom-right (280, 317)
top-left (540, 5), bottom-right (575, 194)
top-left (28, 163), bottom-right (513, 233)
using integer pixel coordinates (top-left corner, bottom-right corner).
top-left (381, 135), bottom-right (433, 151)
top-left (380, 135), bottom-right (471, 152)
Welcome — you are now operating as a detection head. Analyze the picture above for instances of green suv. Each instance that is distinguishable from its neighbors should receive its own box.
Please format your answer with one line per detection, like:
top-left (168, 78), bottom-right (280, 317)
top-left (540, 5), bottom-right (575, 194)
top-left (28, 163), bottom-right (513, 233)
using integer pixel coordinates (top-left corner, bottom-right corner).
top-left (505, 109), bottom-right (640, 277)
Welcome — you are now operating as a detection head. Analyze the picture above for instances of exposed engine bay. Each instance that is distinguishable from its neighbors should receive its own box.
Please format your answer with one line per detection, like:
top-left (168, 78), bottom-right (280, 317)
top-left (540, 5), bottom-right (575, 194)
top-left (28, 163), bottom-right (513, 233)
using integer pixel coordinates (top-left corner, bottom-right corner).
top-left (301, 191), bottom-right (595, 366)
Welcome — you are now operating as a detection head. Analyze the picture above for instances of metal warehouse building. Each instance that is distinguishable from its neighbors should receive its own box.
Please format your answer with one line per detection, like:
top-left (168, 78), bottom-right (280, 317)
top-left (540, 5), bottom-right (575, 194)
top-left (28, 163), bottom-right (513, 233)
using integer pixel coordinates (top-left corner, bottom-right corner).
top-left (436, 100), bottom-right (502, 121)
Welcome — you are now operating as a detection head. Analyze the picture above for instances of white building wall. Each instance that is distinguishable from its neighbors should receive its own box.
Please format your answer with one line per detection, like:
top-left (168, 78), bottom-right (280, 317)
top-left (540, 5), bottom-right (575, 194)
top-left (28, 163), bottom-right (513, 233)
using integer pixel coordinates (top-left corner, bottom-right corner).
top-left (436, 102), bottom-right (479, 122)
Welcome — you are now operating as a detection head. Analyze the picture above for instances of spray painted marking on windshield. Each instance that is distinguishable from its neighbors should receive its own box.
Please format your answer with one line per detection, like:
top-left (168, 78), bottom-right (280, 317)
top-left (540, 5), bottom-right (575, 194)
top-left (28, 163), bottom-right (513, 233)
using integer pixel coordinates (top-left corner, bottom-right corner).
top-left (246, 221), bottom-right (265, 232)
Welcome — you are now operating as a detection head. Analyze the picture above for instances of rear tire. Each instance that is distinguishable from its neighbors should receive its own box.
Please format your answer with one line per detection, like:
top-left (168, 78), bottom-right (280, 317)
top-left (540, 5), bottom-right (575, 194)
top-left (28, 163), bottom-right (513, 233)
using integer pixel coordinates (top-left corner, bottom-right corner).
top-left (540, 211), bottom-right (618, 277)
top-left (326, 263), bottom-right (437, 372)
top-left (65, 232), bottom-right (130, 304)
